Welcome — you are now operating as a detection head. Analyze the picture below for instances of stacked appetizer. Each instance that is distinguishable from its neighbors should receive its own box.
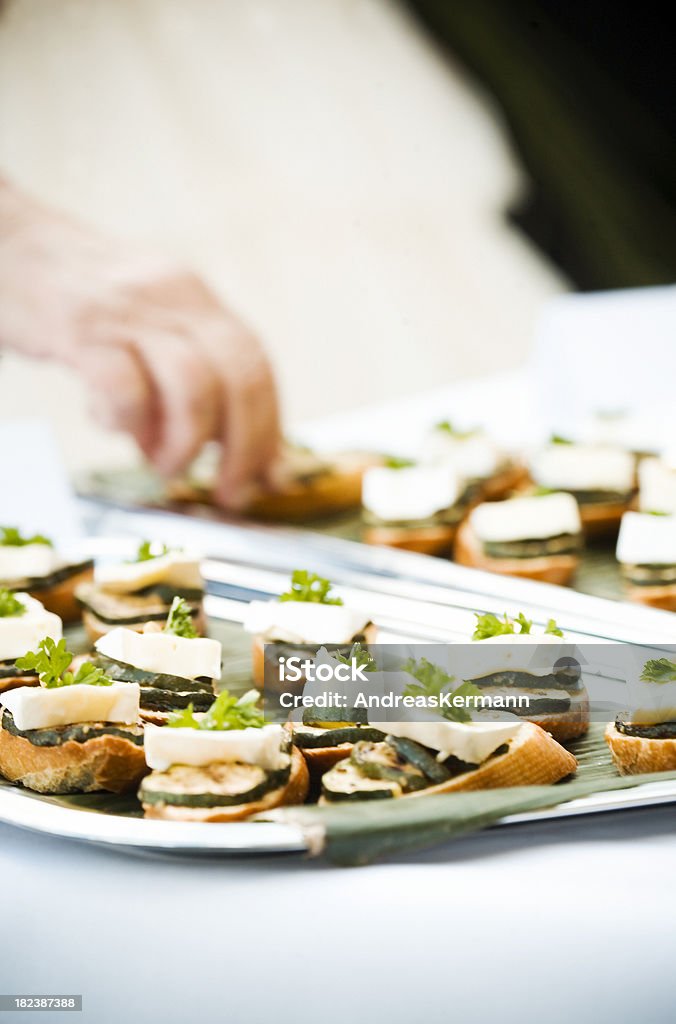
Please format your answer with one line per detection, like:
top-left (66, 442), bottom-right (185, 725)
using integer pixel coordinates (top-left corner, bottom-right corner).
top-left (169, 440), bottom-right (381, 521)
top-left (468, 611), bottom-right (589, 741)
top-left (0, 526), bottom-right (93, 624)
top-left (421, 420), bottom-right (526, 500)
top-left (616, 512), bottom-right (676, 610)
top-left (528, 439), bottom-right (635, 535)
top-left (140, 689), bottom-right (309, 821)
top-left (455, 491), bottom-right (583, 584)
top-left (0, 589), bottom-right (62, 694)
top-left (606, 656), bottom-right (676, 774)
top-left (94, 598), bottom-right (220, 723)
top-left (291, 644), bottom-right (388, 774)
top-left (243, 570), bottom-right (375, 688)
top-left (0, 638), bottom-right (146, 794)
top-left (361, 459), bottom-right (467, 554)
top-left (76, 540), bottom-right (205, 641)
top-left (319, 658), bottom-right (576, 802)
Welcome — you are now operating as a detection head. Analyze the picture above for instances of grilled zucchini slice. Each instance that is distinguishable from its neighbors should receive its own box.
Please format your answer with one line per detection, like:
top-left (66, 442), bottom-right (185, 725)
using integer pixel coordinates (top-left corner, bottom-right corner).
top-left (1, 710), bottom-right (144, 748)
top-left (385, 734), bottom-right (452, 784)
top-left (321, 759), bottom-right (400, 802)
top-left (96, 655), bottom-right (214, 694)
top-left (350, 740), bottom-right (428, 791)
top-left (292, 723), bottom-right (385, 748)
top-left (140, 762), bottom-right (283, 808)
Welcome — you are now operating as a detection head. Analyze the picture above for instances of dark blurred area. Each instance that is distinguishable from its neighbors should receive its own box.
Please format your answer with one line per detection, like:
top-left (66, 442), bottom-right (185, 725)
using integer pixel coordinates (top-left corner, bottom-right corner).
top-left (409, 0), bottom-right (676, 290)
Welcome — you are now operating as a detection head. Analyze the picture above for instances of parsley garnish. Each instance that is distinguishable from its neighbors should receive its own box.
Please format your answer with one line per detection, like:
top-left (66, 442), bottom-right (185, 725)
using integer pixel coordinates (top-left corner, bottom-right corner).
top-left (15, 638), bottom-right (112, 688)
top-left (164, 596), bottom-right (198, 638)
top-left (435, 420), bottom-right (477, 440)
top-left (0, 588), bottom-right (26, 618)
top-left (0, 526), bottom-right (52, 547)
top-left (402, 657), bottom-right (482, 723)
top-left (167, 689), bottom-right (265, 731)
top-left (640, 658), bottom-right (676, 684)
top-left (549, 434), bottom-right (573, 445)
top-left (472, 611), bottom-right (563, 640)
top-left (384, 456), bottom-right (416, 469)
top-left (134, 540), bottom-right (170, 562)
top-left (334, 642), bottom-right (376, 673)
top-left (279, 570), bottom-right (343, 605)
top-left (647, 510), bottom-right (669, 516)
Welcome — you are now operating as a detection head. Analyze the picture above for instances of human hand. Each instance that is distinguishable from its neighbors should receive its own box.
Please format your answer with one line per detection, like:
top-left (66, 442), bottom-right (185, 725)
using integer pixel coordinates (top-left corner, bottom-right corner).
top-left (0, 181), bottom-right (280, 508)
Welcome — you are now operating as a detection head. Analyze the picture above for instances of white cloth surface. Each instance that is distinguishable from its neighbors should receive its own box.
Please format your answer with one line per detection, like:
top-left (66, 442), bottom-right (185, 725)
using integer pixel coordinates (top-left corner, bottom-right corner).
top-left (1, 807), bottom-right (675, 1023)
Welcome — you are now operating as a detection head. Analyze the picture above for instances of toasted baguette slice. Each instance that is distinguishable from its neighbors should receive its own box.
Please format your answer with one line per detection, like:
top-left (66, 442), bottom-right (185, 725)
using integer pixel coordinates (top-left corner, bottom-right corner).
top-left (624, 583), bottom-right (676, 612)
top-left (480, 463), bottom-right (529, 501)
top-left (0, 724), bottom-right (147, 794)
top-left (301, 743), bottom-right (354, 775)
top-left (363, 523), bottom-right (456, 556)
top-left (251, 623), bottom-right (378, 689)
top-left (605, 722), bottom-right (676, 775)
top-left (454, 519), bottom-right (578, 585)
top-left (578, 500), bottom-right (628, 537)
top-left (28, 562), bottom-right (94, 624)
top-left (408, 722), bottom-right (577, 796)
top-left (142, 747), bottom-right (310, 822)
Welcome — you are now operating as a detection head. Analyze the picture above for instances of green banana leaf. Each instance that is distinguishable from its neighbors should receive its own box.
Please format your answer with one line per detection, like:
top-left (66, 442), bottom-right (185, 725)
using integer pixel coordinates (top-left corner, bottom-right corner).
top-left (260, 725), bottom-right (676, 865)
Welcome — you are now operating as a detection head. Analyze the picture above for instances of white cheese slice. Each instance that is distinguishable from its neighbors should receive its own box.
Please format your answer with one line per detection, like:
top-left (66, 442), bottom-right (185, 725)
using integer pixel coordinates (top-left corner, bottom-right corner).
top-left (421, 430), bottom-right (502, 479)
top-left (628, 679), bottom-right (676, 726)
top-left (144, 722), bottom-right (289, 772)
top-left (0, 543), bottom-right (57, 582)
top-left (616, 512), bottom-right (676, 566)
top-left (242, 601), bottom-right (371, 644)
top-left (468, 632), bottom-right (570, 675)
top-left (638, 458), bottom-right (676, 515)
top-left (469, 492), bottom-right (581, 543)
top-left (96, 628), bottom-right (221, 680)
top-left (0, 594), bottom-right (62, 663)
top-left (94, 551), bottom-right (203, 594)
top-left (362, 464), bottom-right (460, 522)
top-left (530, 444), bottom-right (635, 493)
top-left (367, 717), bottom-right (521, 765)
top-left (1, 681), bottom-right (140, 731)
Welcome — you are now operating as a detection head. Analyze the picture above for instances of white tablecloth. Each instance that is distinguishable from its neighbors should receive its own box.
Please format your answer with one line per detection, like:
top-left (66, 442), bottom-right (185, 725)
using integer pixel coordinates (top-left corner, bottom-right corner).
top-left (2, 804), bottom-right (675, 1023)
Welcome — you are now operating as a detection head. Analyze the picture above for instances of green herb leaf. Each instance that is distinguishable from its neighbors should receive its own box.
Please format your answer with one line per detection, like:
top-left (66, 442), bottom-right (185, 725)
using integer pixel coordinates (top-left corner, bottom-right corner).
top-left (640, 658), bottom-right (676, 684)
top-left (15, 638), bottom-right (112, 688)
top-left (549, 434), bottom-right (573, 445)
top-left (167, 689), bottom-right (265, 731)
top-left (134, 540), bottom-right (170, 563)
top-left (647, 510), bottom-right (670, 516)
top-left (402, 657), bottom-right (482, 723)
top-left (435, 421), bottom-right (477, 440)
top-left (472, 611), bottom-right (535, 640)
top-left (0, 588), bottom-right (26, 618)
top-left (164, 596), bottom-right (198, 638)
top-left (0, 526), bottom-right (52, 547)
top-left (532, 485), bottom-right (555, 497)
top-left (334, 642), bottom-right (376, 673)
top-left (544, 618), bottom-right (564, 637)
top-left (383, 456), bottom-right (416, 469)
top-left (278, 570), bottom-right (343, 605)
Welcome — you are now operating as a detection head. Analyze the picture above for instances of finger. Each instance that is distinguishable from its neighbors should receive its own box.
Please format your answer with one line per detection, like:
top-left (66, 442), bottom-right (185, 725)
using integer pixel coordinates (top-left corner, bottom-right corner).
top-left (212, 336), bottom-right (282, 508)
top-left (76, 342), bottom-right (156, 452)
top-left (131, 328), bottom-right (220, 475)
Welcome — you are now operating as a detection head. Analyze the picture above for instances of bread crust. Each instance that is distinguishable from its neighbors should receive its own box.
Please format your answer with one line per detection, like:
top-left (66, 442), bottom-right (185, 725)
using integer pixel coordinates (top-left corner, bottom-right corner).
top-left (363, 523), bottom-right (456, 556)
top-left (409, 722), bottom-right (577, 795)
top-left (578, 500), bottom-right (628, 537)
top-left (82, 603), bottom-right (206, 643)
top-left (29, 563), bottom-right (94, 624)
top-left (142, 746), bottom-right (310, 821)
top-left (624, 583), bottom-right (676, 612)
top-left (605, 722), bottom-right (676, 775)
top-left (480, 463), bottom-right (529, 501)
top-left (0, 724), bottom-right (148, 794)
top-left (301, 743), bottom-right (354, 774)
top-left (454, 519), bottom-right (578, 585)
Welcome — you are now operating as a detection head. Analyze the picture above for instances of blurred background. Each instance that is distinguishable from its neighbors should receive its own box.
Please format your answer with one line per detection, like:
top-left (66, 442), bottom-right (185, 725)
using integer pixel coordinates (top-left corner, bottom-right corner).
top-left (0, 0), bottom-right (673, 475)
